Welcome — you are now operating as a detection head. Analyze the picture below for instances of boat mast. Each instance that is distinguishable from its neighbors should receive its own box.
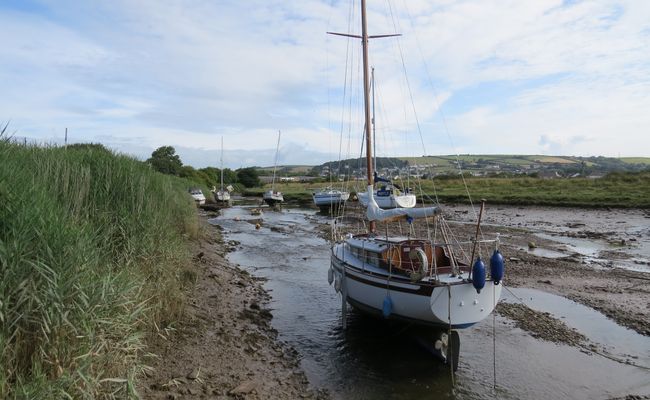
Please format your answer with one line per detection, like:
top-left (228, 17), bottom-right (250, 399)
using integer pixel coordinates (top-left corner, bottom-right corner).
top-left (220, 136), bottom-right (224, 191)
top-left (360, 0), bottom-right (375, 233)
top-left (271, 130), bottom-right (281, 192)
top-left (371, 66), bottom-right (377, 174)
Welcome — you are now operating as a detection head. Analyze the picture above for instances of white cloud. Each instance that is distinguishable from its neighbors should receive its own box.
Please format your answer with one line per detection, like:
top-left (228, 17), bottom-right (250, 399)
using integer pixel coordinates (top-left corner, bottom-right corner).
top-left (1, 0), bottom-right (649, 167)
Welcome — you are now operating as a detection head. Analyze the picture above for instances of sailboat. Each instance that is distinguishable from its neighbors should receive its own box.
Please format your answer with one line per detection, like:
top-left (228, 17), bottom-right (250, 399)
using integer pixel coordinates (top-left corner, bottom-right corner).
top-left (356, 173), bottom-right (416, 209)
top-left (312, 187), bottom-right (350, 212)
top-left (263, 131), bottom-right (284, 207)
top-left (213, 136), bottom-right (231, 206)
top-left (327, 0), bottom-right (505, 370)
top-left (356, 68), bottom-right (416, 209)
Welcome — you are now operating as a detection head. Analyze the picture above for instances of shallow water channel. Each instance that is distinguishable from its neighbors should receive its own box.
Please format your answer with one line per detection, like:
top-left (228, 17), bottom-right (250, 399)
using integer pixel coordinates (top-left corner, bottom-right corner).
top-left (211, 206), bottom-right (650, 400)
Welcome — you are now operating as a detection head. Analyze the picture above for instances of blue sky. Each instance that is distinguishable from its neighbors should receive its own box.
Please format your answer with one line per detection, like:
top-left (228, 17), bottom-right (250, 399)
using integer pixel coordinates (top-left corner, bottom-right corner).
top-left (2, 0), bottom-right (649, 168)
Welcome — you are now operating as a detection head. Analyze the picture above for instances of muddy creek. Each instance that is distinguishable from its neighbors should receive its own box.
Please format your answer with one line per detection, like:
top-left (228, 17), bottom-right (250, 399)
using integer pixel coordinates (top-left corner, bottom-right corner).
top-left (211, 205), bottom-right (650, 399)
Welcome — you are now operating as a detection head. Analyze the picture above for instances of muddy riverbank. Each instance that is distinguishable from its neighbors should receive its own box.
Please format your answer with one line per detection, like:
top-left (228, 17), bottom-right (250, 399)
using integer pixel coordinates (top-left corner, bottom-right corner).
top-left (138, 203), bottom-right (649, 399)
top-left (138, 214), bottom-right (327, 399)
top-left (214, 204), bottom-right (650, 399)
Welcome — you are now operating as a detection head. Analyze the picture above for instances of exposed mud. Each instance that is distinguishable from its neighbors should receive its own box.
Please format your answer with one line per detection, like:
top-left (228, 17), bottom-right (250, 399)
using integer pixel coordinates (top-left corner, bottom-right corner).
top-left (495, 302), bottom-right (587, 347)
top-left (138, 215), bottom-right (328, 399)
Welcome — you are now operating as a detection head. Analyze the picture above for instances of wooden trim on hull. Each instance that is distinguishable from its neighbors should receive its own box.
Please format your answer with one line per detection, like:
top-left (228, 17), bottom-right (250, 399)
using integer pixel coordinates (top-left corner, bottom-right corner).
top-left (332, 256), bottom-right (438, 296)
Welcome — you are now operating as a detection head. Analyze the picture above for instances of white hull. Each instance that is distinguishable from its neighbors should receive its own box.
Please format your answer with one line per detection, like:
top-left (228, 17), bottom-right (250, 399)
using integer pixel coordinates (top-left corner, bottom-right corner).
top-left (313, 190), bottom-right (350, 208)
top-left (331, 242), bottom-right (501, 328)
top-left (263, 190), bottom-right (284, 206)
top-left (214, 190), bottom-right (231, 203)
top-left (358, 191), bottom-right (416, 209)
top-left (189, 189), bottom-right (206, 205)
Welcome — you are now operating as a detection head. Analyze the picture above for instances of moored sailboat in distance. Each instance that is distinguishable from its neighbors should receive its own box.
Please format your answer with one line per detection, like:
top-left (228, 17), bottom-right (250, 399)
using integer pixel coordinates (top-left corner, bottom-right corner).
top-left (263, 130), bottom-right (284, 207)
top-left (356, 173), bottom-right (416, 209)
top-left (356, 67), bottom-right (416, 210)
top-left (312, 187), bottom-right (350, 212)
top-left (213, 136), bottom-right (231, 206)
top-left (327, 0), bottom-right (505, 370)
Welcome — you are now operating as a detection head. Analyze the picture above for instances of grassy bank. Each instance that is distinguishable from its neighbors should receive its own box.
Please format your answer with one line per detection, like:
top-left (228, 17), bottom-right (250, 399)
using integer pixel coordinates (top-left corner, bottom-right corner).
top-left (246, 173), bottom-right (650, 208)
top-left (420, 172), bottom-right (650, 208)
top-left (0, 141), bottom-right (198, 398)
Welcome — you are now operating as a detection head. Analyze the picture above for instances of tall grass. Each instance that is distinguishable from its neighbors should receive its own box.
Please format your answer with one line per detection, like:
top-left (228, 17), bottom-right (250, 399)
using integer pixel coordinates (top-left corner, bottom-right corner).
top-left (245, 173), bottom-right (650, 208)
top-left (419, 173), bottom-right (650, 208)
top-left (0, 139), bottom-right (198, 398)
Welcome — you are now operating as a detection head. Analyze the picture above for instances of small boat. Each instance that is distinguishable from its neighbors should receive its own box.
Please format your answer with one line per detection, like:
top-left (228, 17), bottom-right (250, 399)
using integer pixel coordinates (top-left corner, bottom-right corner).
top-left (357, 69), bottom-right (416, 210)
top-left (327, 0), bottom-right (505, 371)
top-left (263, 190), bottom-right (283, 206)
top-left (188, 188), bottom-right (206, 205)
top-left (357, 174), bottom-right (416, 209)
top-left (263, 131), bottom-right (284, 207)
top-left (214, 188), bottom-right (231, 204)
top-left (212, 136), bottom-right (231, 206)
top-left (313, 187), bottom-right (350, 211)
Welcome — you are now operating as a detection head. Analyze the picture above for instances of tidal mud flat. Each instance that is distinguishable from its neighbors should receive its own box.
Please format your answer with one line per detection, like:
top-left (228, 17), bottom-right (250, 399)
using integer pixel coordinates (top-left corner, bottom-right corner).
top-left (138, 214), bottom-right (327, 399)
top-left (140, 204), bottom-right (649, 400)
top-left (450, 204), bottom-right (650, 337)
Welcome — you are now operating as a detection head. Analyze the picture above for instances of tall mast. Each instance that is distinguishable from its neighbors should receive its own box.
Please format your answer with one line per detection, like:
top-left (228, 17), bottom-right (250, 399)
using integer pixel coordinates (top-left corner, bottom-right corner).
top-left (361, 0), bottom-right (375, 233)
top-left (271, 130), bottom-right (281, 192)
top-left (220, 136), bottom-right (224, 191)
top-left (327, 0), bottom-right (399, 233)
top-left (371, 66), bottom-right (377, 173)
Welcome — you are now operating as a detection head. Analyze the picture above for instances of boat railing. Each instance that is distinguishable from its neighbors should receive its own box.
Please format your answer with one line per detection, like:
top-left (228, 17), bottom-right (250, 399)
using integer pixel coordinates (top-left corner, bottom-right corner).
top-left (337, 235), bottom-right (501, 282)
top-left (330, 215), bottom-right (367, 240)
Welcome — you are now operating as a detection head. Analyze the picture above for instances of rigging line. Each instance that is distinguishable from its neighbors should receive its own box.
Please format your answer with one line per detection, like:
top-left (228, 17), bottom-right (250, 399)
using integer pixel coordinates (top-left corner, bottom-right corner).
top-left (400, 1), bottom-right (478, 222)
top-left (385, 0), bottom-right (428, 158)
top-left (333, 0), bottom-right (356, 222)
top-left (493, 280), bottom-right (497, 391)
top-left (447, 285), bottom-right (455, 387)
top-left (502, 285), bottom-right (526, 304)
top-left (335, 0), bottom-right (357, 195)
top-left (334, 7), bottom-right (352, 192)
top-left (373, 68), bottom-right (403, 185)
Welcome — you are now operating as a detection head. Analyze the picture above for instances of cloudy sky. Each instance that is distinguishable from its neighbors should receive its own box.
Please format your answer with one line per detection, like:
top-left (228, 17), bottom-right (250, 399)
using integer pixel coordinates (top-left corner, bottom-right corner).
top-left (2, 0), bottom-right (649, 168)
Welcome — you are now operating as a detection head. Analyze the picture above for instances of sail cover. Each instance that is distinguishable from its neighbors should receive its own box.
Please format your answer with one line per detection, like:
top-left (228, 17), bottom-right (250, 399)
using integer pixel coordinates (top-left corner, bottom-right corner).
top-left (365, 186), bottom-right (440, 222)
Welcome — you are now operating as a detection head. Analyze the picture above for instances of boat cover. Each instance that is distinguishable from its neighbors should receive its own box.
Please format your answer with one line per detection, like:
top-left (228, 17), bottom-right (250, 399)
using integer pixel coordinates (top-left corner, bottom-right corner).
top-left (365, 185), bottom-right (440, 222)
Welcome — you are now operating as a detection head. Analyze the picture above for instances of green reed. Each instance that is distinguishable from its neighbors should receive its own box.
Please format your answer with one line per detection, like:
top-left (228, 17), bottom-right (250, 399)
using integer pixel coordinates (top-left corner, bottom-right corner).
top-left (0, 140), bottom-right (198, 398)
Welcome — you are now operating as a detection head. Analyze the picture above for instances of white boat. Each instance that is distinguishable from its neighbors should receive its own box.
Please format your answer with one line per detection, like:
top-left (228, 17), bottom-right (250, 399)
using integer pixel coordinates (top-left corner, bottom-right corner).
top-left (188, 188), bottom-right (206, 205)
top-left (357, 180), bottom-right (416, 209)
top-left (357, 69), bottom-right (416, 210)
top-left (214, 189), bottom-right (230, 204)
top-left (212, 136), bottom-right (231, 205)
top-left (263, 189), bottom-right (283, 206)
top-left (327, 0), bottom-right (505, 371)
top-left (313, 187), bottom-right (350, 211)
top-left (263, 131), bottom-right (284, 207)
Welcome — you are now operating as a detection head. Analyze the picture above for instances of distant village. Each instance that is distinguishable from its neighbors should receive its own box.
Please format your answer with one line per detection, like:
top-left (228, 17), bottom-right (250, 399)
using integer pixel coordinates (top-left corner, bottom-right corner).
top-left (259, 155), bottom-right (648, 183)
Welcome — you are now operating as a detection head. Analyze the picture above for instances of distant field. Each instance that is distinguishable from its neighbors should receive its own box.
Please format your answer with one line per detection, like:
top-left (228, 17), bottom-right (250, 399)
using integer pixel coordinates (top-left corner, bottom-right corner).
top-left (245, 172), bottom-right (650, 208)
top-left (417, 173), bottom-right (650, 208)
top-left (530, 155), bottom-right (577, 164)
top-left (620, 157), bottom-right (650, 164)
top-left (257, 165), bottom-right (313, 175)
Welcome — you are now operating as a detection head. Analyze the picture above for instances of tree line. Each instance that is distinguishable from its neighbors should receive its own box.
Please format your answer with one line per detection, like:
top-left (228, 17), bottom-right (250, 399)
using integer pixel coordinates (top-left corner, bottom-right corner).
top-left (146, 145), bottom-right (260, 188)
